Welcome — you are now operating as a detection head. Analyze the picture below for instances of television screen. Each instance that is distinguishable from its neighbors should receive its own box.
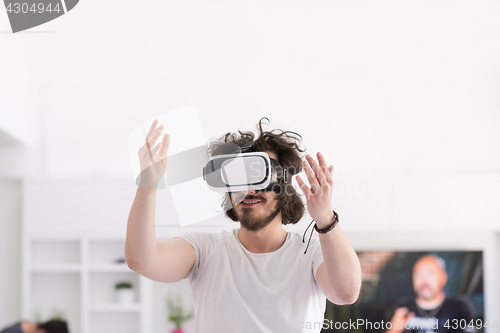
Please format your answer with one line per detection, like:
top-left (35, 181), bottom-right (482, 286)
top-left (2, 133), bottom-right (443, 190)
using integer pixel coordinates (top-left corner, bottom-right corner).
top-left (321, 251), bottom-right (484, 333)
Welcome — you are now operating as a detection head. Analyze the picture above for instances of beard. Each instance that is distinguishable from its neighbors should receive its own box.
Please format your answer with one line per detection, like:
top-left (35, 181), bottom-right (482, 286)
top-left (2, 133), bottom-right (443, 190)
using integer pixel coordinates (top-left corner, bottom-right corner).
top-left (238, 205), bottom-right (281, 231)
top-left (233, 195), bottom-right (281, 231)
top-left (416, 284), bottom-right (436, 300)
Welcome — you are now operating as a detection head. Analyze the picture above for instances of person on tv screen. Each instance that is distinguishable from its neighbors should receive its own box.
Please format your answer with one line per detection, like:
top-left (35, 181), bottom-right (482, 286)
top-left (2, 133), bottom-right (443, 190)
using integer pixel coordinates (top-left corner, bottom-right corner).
top-left (125, 119), bottom-right (362, 332)
top-left (0, 320), bottom-right (69, 333)
top-left (387, 254), bottom-right (476, 333)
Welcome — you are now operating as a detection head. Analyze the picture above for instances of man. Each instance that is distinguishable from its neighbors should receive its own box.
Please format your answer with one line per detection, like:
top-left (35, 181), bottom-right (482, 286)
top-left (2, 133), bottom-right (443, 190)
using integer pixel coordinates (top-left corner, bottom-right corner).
top-left (387, 254), bottom-right (476, 333)
top-left (125, 119), bottom-right (362, 332)
top-left (0, 320), bottom-right (69, 333)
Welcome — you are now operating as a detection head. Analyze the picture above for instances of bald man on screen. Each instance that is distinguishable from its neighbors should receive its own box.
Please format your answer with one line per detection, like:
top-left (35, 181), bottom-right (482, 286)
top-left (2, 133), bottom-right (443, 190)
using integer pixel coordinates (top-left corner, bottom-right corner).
top-left (387, 255), bottom-right (476, 333)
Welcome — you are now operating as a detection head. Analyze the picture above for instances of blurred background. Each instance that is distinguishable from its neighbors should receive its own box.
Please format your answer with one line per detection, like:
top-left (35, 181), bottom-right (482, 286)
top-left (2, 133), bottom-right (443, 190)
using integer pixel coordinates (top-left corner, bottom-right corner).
top-left (1, 1), bottom-right (499, 332)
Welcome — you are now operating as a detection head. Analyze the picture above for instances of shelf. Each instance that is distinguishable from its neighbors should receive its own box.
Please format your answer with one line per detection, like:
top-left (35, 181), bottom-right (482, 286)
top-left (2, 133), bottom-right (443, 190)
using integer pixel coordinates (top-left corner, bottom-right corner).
top-left (30, 264), bottom-right (81, 273)
top-left (89, 272), bottom-right (140, 305)
top-left (88, 239), bottom-right (126, 266)
top-left (88, 303), bottom-right (142, 312)
top-left (31, 240), bottom-right (80, 265)
top-left (24, 234), bottom-right (151, 333)
top-left (88, 264), bottom-right (131, 272)
top-left (88, 312), bottom-right (140, 333)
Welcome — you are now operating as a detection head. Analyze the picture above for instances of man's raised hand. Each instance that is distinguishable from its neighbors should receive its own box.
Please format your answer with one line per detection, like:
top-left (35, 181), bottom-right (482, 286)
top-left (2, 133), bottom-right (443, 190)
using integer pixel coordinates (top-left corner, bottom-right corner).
top-left (137, 119), bottom-right (170, 189)
top-left (387, 307), bottom-right (415, 333)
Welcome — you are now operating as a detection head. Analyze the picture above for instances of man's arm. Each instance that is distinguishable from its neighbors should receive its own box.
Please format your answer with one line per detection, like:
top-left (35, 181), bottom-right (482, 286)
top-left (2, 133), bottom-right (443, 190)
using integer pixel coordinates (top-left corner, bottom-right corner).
top-left (125, 187), bottom-right (196, 283)
top-left (125, 120), bottom-right (196, 283)
top-left (296, 152), bottom-right (362, 304)
top-left (314, 222), bottom-right (361, 304)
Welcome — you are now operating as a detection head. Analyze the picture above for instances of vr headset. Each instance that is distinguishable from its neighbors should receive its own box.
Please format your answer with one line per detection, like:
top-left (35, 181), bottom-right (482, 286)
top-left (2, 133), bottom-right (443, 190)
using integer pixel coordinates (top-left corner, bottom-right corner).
top-left (203, 151), bottom-right (291, 193)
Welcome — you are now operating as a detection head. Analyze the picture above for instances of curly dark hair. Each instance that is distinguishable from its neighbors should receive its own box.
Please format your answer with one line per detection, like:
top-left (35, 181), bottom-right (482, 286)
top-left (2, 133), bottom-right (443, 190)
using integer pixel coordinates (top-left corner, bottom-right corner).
top-left (37, 320), bottom-right (69, 333)
top-left (209, 118), bottom-right (306, 225)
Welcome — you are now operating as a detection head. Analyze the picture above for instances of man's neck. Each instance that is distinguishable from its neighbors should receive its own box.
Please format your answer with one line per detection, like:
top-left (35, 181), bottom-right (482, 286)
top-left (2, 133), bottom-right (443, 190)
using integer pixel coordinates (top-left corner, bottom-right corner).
top-left (416, 292), bottom-right (446, 311)
top-left (238, 219), bottom-right (288, 253)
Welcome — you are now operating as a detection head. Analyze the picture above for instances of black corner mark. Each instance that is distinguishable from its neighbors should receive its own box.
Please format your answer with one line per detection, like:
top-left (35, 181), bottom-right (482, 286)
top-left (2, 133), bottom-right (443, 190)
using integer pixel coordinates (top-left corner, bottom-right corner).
top-left (64, 0), bottom-right (77, 11)
top-left (3, 0), bottom-right (79, 33)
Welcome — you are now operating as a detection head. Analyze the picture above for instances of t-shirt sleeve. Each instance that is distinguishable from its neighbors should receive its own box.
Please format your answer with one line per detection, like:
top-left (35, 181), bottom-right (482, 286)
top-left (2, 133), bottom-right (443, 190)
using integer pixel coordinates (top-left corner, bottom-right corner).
top-left (0, 322), bottom-right (23, 333)
top-left (175, 232), bottom-right (212, 282)
top-left (311, 237), bottom-right (324, 279)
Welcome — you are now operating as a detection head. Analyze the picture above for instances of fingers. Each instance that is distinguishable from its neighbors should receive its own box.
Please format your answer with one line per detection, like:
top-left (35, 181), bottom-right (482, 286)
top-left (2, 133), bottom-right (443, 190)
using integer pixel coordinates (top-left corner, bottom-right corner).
top-left (395, 307), bottom-right (409, 316)
top-left (295, 175), bottom-right (311, 197)
top-left (309, 154), bottom-right (328, 185)
top-left (325, 165), bottom-right (334, 184)
top-left (302, 158), bottom-right (320, 194)
top-left (392, 307), bottom-right (411, 322)
top-left (317, 152), bottom-right (334, 183)
top-left (304, 153), bottom-right (329, 188)
top-left (146, 124), bottom-right (164, 148)
top-left (316, 151), bottom-right (328, 169)
top-left (145, 120), bottom-right (161, 147)
top-left (138, 121), bottom-right (170, 167)
top-left (145, 119), bottom-right (158, 146)
top-left (157, 133), bottom-right (170, 159)
top-left (149, 135), bottom-right (170, 165)
top-left (146, 125), bottom-right (163, 160)
top-left (143, 128), bottom-right (163, 165)
top-left (151, 141), bottom-right (163, 157)
top-left (300, 152), bottom-right (335, 196)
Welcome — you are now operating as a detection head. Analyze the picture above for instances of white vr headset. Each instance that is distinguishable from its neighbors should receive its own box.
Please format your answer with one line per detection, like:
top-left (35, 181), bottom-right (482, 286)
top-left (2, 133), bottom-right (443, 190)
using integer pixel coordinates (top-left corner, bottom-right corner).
top-left (202, 151), bottom-right (291, 193)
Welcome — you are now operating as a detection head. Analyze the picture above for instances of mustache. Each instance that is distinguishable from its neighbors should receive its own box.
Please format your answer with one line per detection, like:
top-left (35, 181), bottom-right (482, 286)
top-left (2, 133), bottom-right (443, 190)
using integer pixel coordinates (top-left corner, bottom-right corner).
top-left (233, 193), bottom-right (266, 203)
top-left (418, 284), bottom-right (431, 290)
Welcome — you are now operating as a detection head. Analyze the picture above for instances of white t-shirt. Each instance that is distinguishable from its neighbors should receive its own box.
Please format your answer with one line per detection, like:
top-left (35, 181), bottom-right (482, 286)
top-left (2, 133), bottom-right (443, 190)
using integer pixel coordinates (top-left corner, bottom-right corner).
top-left (177, 228), bottom-right (327, 333)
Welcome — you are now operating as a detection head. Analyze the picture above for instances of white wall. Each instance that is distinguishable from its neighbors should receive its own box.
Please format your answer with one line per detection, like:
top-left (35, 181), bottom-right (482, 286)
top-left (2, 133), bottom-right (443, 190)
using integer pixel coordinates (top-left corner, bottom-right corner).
top-left (0, 34), bottom-right (43, 177)
top-left (0, 180), bottom-right (22, 328)
top-left (1, 1), bottom-right (500, 179)
top-left (0, 38), bottom-right (40, 147)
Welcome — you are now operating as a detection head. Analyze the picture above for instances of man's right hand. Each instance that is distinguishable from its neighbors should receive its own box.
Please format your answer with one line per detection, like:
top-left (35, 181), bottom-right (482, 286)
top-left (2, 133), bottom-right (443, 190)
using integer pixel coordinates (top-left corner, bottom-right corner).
top-left (387, 307), bottom-right (415, 333)
top-left (126, 119), bottom-right (196, 283)
top-left (137, 119), bottom-right (170, 189)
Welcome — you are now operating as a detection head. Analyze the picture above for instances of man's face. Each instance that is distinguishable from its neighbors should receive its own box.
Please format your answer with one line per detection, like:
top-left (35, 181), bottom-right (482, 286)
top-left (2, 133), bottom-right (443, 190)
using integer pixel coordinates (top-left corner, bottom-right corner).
top-left (230, 151), bottom-right (281, 231)
top-left (412, 257), bottom-right (448, 301)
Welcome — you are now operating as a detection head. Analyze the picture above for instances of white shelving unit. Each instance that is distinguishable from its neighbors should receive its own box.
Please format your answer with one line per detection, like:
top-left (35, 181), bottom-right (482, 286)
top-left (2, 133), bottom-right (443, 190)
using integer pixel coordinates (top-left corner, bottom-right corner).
top-left (21, 179), bottom-right (232, 333)
top-left (22, 233), bottom-right (153, 333)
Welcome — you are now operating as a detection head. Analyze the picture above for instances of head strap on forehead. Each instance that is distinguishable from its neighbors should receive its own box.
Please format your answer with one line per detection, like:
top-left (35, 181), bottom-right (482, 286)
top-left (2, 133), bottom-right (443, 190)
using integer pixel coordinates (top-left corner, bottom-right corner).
top-left (238, 144), bottom-right (253, 153)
